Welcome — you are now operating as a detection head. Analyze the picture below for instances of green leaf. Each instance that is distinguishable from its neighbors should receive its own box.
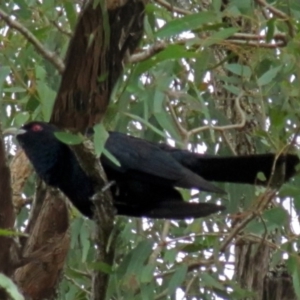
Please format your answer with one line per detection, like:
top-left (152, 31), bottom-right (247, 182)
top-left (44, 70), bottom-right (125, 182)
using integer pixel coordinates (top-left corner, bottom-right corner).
top-left (0, 229), bottom-right (27, 237)
top-left (246, 207), bottom-right (287, 234)
top-left (154, 112), bottom-right (181, 141)
top-left (202, 27), bottom-right (239, 47)
top-left (168, 265), bottom-right (187, 295)
top-left (0, 66), bottom-right (10, 92)
top-left (13, 112), bottom-right (30, 127)
top-left (123, 113), bottom-right (166, 139)
top-left (126, 240), bottom-right (153, 275)
top-left (257, 172), bottom-right (266, 181)
top-left (156, 11), bottom-right (217, 38)
top-left (64, 1), bottom-right (77, 28)
top-left (257, 65), bottom-right (282, 86)
top-left (133, 44), bottom-right (202, 76)
top-left (35, 65), bottom-right (47, 80)
top-left (140, 264), bottom-right (155, 283)
top-left (225, 63), bottom-right (252, 78)
top-left (155, 44), bottom-right (201, 60)
top-left (287, 256), bottom-right (300, 299)
top-left (266, 18), bottom-right (276, 42)
top-left (103, 149), bottom-right (121, 167)
top-left (280, 184), bottom-right (300, 199)
top-left (36, 81), bottom-right (56, 122)
top-left (88, 261), bottom-right (113, 274)
top-left (54, 132), bottom-right (84, 145)
top-left (223, 85), bottom-right (242, 95)
top-left (163, 248), bottom-right (177, 264)
top-left (93, 123), bottom-right (109, 157)
top-left (263, 207), bottom-right (287, 227)
top-left (202, 272), bottom-right (224, 290)
top-left (80, 223), bottom-right (90, 262)
top-left (0, 274), bottom-right (24, 300)
top-left (3, 87), bottom-right (26, 93)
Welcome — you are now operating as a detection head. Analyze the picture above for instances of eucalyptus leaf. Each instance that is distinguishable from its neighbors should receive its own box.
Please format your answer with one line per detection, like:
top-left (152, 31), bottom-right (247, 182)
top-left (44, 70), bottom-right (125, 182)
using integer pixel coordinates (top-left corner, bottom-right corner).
top-left (55, 132), bottom-right (84, 145)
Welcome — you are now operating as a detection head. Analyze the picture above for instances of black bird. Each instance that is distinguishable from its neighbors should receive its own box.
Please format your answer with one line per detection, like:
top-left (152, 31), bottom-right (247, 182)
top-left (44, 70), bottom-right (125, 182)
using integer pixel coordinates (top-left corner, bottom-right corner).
top-left (9, 122), bottom-right (299, 219)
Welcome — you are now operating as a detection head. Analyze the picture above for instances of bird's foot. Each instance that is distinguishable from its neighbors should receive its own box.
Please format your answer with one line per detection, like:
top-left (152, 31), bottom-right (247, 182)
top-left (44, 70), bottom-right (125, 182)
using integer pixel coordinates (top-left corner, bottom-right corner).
top-left (101, 180), bottom-right (116, 192)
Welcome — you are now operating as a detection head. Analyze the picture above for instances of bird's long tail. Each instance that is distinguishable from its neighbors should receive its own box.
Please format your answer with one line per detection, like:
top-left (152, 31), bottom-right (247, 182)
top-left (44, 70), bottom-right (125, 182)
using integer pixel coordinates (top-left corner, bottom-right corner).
top-left (176, 153), bottom-right (299, 185)
top-left (115, 202), bottom-right (225, 219)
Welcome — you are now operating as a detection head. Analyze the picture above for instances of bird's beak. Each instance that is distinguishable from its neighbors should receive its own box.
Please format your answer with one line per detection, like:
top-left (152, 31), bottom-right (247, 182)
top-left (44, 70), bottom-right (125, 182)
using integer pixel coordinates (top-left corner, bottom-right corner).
top-left (3, 127), bottom-right (27, 137)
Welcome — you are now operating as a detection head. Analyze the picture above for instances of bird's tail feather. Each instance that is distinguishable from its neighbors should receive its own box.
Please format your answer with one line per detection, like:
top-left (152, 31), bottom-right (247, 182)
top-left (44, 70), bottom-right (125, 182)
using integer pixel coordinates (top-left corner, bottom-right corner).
top-left (115, 202), bottom-right (225, 219)
top-left (177, 153), bottom-right (299, 185)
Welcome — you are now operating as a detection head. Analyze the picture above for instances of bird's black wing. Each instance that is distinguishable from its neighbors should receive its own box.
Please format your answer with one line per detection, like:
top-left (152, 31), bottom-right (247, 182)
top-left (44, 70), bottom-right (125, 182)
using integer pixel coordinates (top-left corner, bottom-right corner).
top-left (103, 132), bottom-right (224, 193)
top-left (158, 144), bottom-right (299, 185)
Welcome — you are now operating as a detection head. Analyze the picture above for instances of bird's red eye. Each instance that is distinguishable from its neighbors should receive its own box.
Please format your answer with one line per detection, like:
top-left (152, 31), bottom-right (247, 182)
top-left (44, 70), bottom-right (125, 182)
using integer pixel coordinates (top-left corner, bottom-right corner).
top-left (31, 124), bottom-right (43, 132)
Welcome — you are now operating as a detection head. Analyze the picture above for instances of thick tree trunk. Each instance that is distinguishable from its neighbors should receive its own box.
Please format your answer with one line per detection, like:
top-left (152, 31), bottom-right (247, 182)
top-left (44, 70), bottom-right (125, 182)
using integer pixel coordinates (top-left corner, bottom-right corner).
top-left (14, 187), bottom-right (70, 300)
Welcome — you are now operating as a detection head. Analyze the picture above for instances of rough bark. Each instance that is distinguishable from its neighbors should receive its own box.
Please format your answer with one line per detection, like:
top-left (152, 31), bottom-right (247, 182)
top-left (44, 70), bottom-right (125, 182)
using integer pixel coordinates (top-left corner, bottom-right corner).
top-left (10, 149), bottom-right (32, 214)
top-left (70, 142), bottom-right (115, 300)
top-left (14, 187), bottom-right (70, 300)
top-left (51, 0), bottom-right (145, 132)
top-left (51, 1), bottom-right (146, 297)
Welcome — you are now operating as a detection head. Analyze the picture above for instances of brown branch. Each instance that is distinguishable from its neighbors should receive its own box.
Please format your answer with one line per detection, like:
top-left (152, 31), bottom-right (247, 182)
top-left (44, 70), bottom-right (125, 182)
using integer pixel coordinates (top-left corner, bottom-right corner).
top-left (254, 0), bottom-right (294, 37)
top-left (129, 41), bottom-right (167, 63)
top-left (188, 92), bottom-right (246, 137)
top-left (129, 32), bottom-right (288, 64)
top-left (14, 188), bottom-right (70, 299)
top-left (154, 0), bottom-right (191, 15)
top-left (230, 32), bottom-right (287, 41)
top-left (51, 0), bottom-right (145, 132)
top-left (148, 220), bottom-right (170, 264)
top-left (65, 275), bottom-right (92, 296)
top-left (49, 20), bottom-right (72, 38)
top-left (167, 100), bottom-right (188, 139)
top-left (228, 39), bottom-right (286, 48)
top-left (70, 141), bottom-right (115, 300)
top-left (0, 8), bottom-right (65, 73)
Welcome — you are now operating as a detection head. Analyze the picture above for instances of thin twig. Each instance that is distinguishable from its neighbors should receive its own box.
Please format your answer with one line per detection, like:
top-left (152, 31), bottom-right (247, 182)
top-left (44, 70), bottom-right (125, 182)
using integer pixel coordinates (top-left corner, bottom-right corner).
top-left (254, 0), bottom-right (294, 37)
top-left (49, 20), bottom-right (72, 37)
top-left (188, 92), bottom-right (246, 137)
top-left (182, 276), bottom-right (197, 299)
top-left (65, 275), bottom-right (92, 295)
top-left (0, 8), bottom-right (65, 73)
top-left (220, 131), bottom-right (237, 155)
top-left (148, 220), bottom-right (170, 264)
top-left (68, 267), bottom-right (92, 279)
top-left (129, 31), bottom-right (287, 64)
top-left (129, 41), bottom-right (167, 63)
top-left (230, 32), bottom-right (287, 41)
top-left (167, 100), bottom-right (188, 139)
top-left (228, 39), bottom-right (286, 48)
top-left (155, 0), bottom-right (191, 15)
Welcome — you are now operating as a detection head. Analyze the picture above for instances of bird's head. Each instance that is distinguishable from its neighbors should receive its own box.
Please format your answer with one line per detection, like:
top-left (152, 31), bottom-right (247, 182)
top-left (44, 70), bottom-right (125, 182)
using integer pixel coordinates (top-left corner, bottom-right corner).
top-left (12, 122), bottom-right (58, 147)
top-left (5, 122), bottom-right (67, 183)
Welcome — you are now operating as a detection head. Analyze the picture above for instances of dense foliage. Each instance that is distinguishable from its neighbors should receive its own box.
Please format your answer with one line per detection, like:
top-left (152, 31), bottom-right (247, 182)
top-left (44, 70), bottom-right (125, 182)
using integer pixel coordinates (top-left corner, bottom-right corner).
top-left (1, 0), bottom-right (300, 299)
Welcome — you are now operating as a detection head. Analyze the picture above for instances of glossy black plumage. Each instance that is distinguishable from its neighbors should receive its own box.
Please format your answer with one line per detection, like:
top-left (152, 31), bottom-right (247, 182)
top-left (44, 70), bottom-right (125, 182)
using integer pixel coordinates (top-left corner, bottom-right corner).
top-left (15, 122), bottom-right (299, 219)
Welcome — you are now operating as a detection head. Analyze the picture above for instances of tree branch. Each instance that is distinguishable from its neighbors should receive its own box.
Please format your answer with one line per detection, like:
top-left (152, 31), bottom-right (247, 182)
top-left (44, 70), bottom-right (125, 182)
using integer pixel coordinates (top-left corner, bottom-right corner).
top-left (154, 0), bottom-right (191, 15)
top-left (254, 0), bottom-right (294, 37)
top-left (188, 92), bottom-right (246, 137)
top-left (0, 8), bottom-right (65, 73)
top-left (129, 32), bottom-right (288, 64)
